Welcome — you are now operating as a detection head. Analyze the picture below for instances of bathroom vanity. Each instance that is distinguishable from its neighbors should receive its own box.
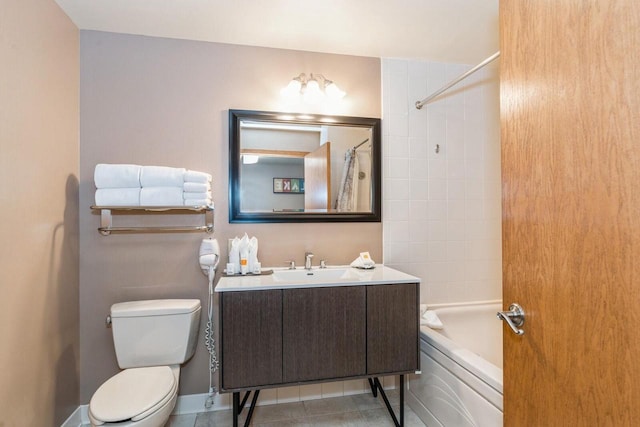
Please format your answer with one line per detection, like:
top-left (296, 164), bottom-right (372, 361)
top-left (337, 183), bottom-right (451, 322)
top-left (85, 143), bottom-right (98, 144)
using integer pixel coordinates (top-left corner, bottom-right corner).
top-left (216, 265), bottom-right (420, 427)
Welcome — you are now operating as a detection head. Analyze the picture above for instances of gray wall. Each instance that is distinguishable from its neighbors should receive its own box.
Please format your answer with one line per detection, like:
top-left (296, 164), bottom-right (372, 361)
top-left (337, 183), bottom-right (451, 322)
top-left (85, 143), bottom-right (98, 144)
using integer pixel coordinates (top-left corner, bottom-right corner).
top-left (0, 0), bottom-right (80, 425)
top-left (79, 31), bottom-right (381, 402)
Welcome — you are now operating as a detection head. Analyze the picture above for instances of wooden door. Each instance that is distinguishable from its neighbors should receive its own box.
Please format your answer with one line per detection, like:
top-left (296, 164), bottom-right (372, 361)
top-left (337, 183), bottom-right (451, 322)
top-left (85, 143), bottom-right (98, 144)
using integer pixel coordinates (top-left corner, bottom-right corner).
top-left (501, 1), bottom-right (640, 425)
top-left (304, 142), bottom-right (331, 210)
top-left (282, 286), bottom-right (366, 383)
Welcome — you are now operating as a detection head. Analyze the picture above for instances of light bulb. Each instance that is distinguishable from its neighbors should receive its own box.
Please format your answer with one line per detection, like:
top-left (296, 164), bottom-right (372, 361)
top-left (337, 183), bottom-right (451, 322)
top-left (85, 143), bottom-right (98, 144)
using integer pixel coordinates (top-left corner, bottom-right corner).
top-left (325, 82), bottom-right (346, 100)
top-left (303, 79), bottom-right (325, 104)
top-left (280, 79), bottom-right (302, 99)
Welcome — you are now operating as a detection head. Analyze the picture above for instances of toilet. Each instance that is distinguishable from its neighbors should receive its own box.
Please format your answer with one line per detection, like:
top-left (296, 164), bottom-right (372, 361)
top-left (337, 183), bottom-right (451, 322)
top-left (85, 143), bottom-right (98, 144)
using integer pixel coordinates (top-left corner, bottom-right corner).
top-left (89, 299), bottom-right (201, 427)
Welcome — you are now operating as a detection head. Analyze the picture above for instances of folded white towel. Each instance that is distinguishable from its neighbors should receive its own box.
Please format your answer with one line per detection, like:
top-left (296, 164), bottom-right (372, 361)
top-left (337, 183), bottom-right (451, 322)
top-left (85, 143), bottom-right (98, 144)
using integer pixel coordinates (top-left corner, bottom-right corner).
top-left (140, 187), bottom-right (184, 206)
top-left (140, 166), bottom-right (186, 187)
top-left (184, 198), bottom-right (212, 206)
top-left (350, 253), bottom-right (375, 269)
top-left (183, 182), bottom-right (211, 193)
top-left (94, 164), bottom-right (141, 189)
top-left (421, 310), bottom-right (444, 329)
top-left (184, 170), bottom-right (212, 183)
top-left (95, 188), bottom-right (140, 206)
top-left (419, 304), bottom-right (428, 316)
top-left (182, 191), bottom-right (211, 200)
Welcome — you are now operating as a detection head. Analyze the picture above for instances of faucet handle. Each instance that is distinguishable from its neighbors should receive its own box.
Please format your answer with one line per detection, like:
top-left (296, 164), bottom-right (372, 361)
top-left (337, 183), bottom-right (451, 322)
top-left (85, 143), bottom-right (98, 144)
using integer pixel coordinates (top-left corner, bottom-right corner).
top-left (286, 260), bottom-right (296, 269)
top-left (320, 260), bottom-right (327, 269)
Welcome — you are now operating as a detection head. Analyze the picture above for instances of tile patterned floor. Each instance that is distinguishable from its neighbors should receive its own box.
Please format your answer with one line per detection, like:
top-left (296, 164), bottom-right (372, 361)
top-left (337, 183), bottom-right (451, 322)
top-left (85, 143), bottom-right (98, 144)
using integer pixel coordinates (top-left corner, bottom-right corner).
top-left (164, 390), bottom-right (427, 427)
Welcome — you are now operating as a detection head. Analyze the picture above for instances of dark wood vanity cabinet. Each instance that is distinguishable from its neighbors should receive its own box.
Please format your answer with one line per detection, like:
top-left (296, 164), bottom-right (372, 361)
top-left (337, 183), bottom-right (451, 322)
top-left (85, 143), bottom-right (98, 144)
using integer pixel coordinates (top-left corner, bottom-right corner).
top-left (220, 290), bottom-right (282, 389)
top-left (219, 283), bottom-right (419, 392)
top-left (367, 284), bottom-right (419, 374)
top-left (283, 286), bottom-right (366, 383)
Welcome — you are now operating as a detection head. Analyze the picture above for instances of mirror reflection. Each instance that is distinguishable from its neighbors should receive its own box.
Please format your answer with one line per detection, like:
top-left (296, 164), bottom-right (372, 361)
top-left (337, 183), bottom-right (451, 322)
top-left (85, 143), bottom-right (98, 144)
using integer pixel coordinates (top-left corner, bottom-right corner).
top-left (229, 110), bottom-right (381, 223)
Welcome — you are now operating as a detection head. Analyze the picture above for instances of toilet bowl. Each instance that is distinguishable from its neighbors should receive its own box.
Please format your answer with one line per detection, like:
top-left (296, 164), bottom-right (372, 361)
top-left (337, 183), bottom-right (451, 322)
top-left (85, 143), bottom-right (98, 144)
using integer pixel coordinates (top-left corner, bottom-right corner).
top-left (89, 366), bottom-right (179, 427)
top-left (88, 300), bottom-right (201, 427)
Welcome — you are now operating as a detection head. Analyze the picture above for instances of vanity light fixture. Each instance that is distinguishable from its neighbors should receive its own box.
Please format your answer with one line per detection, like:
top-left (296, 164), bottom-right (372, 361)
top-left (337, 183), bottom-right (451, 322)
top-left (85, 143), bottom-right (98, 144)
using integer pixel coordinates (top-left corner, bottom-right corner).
top-left (281, 73), bottom-right (346, 104)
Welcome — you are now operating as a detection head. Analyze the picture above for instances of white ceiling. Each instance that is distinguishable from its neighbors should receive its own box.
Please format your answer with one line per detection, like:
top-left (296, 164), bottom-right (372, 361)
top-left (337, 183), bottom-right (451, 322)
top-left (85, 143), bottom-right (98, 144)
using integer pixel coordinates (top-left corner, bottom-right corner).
top-left (54, 0), bottom-right (499, 64)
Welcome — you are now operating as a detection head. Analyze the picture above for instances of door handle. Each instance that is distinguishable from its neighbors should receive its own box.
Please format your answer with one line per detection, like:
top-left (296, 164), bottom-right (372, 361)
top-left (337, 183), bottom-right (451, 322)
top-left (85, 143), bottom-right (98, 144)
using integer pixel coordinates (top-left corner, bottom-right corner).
top-left (497, 303), bottom-right (525, 335)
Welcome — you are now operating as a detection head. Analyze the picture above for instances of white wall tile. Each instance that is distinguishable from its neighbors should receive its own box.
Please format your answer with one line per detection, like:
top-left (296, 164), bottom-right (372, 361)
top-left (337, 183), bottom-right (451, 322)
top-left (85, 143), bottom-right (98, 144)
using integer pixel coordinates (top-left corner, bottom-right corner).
top-left (387, 157), bottom-right (411, 179)
top-left (321, 382), bottom-right (344, 398)
top-left (277, 386), bottom-right (301, 404)
top-left (409, 137), bottom-right (429, 159)
top-left (385, 135), bottom-right (410, 158)
top-left (299, 384), bottom-right (323, 401)
top-left (410, 158), bottom-right (429, 180)
top-left (384, 179), bottom-right (411, 201)
top-left (428, 179), bottom-right (447, 200)
top-left (383, 58), bottom-right (501, 305)
top-left (410, 179), bottom-right (429, 201)
top-left (343, 379), bottom-right (367, 396)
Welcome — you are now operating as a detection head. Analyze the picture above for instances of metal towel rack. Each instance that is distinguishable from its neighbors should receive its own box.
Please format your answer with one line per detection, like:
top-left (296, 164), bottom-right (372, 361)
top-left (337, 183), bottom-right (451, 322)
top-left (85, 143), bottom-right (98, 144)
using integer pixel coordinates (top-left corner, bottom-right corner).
top-left (91, 205), bottom-right (214, 236)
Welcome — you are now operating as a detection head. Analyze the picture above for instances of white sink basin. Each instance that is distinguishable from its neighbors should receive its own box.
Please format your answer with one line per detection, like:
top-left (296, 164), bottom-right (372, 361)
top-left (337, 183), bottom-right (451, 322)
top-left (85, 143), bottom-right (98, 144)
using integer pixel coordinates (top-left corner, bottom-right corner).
top-left (272, 268), bottom-right (350, 283)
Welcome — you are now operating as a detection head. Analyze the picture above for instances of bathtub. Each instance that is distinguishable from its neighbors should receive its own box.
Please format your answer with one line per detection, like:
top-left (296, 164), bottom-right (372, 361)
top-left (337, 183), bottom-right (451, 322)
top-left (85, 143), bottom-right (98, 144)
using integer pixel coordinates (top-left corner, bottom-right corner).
top-left (406, 301), bottom-right (503, 427)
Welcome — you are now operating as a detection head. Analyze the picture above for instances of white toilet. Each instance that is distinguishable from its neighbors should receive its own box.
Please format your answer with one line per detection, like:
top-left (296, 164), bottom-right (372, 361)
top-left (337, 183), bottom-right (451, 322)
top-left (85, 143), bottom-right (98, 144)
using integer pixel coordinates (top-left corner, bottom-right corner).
top-left (89, 299), bottom-right (201, 427)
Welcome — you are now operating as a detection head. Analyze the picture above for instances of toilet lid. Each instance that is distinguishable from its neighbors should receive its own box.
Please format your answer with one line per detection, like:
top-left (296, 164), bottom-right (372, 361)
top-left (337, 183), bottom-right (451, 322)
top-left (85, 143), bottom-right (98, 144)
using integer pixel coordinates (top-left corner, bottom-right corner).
top-left (89, 366), bottom-right (177, 423)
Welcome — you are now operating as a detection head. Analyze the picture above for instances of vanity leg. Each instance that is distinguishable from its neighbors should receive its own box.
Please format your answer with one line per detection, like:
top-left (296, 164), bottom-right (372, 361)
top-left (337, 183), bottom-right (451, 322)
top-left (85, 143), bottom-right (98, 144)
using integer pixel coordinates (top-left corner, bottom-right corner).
top-left (232, 392), bottom-right (239, 427)
top-left (367, 377), bottom-right (378, 397)
top-left (243, 390), bottom-right (260, 427)
top-left (400, 375), bottom-right (405, 427)
top-left (373, 376), bottom-right (404, 427)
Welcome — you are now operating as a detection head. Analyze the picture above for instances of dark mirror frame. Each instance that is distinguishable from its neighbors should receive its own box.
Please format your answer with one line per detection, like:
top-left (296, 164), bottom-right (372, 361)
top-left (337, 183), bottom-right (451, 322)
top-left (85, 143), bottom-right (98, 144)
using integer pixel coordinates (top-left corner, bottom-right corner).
top-left (229, 109), bottom-right (382, 223)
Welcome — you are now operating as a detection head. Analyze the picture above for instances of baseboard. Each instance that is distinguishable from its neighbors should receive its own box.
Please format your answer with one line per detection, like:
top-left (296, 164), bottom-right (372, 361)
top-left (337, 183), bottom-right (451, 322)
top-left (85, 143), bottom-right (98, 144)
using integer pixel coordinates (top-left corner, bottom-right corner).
top-left (61, 405), bottom-right (89, 427)
top-left (61, 378), bottom-right (395, 426)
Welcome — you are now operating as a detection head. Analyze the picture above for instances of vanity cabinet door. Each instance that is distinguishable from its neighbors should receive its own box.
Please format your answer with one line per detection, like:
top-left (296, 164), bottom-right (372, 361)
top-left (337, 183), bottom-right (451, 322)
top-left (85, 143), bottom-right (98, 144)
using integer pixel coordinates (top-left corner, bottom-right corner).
top-left (282, 286), bottom-right (366, 383)
top-left (220, 290), bottom-right (282, 390)
top-left (367, 283), bottom-right (419, 374)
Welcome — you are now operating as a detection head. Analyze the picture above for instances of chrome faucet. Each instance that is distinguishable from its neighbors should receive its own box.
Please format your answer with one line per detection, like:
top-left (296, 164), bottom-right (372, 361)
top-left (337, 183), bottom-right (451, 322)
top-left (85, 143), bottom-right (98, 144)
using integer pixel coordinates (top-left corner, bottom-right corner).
top-left (304, 252), bottom-right (314, 270)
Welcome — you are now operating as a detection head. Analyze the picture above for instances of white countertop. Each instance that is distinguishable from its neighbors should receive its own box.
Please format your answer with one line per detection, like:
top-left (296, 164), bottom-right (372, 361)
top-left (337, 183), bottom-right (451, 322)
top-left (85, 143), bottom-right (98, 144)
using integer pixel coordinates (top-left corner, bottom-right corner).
top-left (215, 265), bottom-right (420, 292)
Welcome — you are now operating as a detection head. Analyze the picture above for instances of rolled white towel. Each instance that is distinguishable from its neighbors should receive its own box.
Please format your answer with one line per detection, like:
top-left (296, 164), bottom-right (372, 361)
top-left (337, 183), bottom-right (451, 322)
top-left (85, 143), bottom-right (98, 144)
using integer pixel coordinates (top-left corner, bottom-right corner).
top-left (95, 188), bottom-right (140, 206)
top-left (183, 182), bottom-right (211, 193)
top-left (94, 164), bottom-right (141, 189)
top-left (184, 170), bottom-right (212, 183)
top-left (140, 187), bottom-right (184, 206)
top-left (140, 166), bottom-right (186, 187)
top-left (420, 310), bottom-right (444, 330)
top-left (184, 198), bottom-right (212, 207)
top-left (182, 191), bottom-right (211, 200)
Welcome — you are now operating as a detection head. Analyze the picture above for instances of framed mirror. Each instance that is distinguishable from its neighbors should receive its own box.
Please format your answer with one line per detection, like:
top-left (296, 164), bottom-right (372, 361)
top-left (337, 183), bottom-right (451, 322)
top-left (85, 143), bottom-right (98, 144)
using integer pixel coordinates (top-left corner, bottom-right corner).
top-left (229, 109), bottom-right (381, 223)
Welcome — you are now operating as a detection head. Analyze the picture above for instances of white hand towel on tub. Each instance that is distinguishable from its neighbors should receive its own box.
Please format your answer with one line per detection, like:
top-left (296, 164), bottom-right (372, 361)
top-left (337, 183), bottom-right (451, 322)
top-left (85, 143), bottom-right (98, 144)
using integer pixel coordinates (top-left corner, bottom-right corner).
top-left (140, 187), bottom-right (183, 206)
top-left (184, 198), bottom-right (212, 207)
top-left (94, 164), bottom-right (141, 188)
top-left (184, 170), bottom-right (212, 183)
top-left (420, 310), bottom-right (444, 329)
top-left (183, 182), bottom-right (211, 193)
top-left (95, 188), bottom-right (140, 206)
top-left (140, 166), bottom-right (186, 187)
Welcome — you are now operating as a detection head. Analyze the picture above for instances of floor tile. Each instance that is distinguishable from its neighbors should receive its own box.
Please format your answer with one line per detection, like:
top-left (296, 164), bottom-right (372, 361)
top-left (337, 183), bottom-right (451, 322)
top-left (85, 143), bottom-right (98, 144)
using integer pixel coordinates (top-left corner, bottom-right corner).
top-left (302, 395), bottom-right (358, 417)
top-left (166, 413), bottom-right (197, 427)
top-left (360, 405), bottom-right (426, 427)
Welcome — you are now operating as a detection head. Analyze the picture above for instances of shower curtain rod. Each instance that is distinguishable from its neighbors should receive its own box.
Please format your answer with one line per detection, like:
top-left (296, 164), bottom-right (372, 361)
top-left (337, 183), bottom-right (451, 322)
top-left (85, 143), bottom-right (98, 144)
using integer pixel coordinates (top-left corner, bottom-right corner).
top-left (353, 138), bottom-right (369, 150)
top-left (415, 51), bottom-right (500, 109)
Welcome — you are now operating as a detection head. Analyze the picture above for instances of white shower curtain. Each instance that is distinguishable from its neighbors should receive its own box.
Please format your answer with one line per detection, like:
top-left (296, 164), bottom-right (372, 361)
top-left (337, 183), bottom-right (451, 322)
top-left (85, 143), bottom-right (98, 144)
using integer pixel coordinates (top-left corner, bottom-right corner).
top-left (336, 148), bottom-right (359, 211)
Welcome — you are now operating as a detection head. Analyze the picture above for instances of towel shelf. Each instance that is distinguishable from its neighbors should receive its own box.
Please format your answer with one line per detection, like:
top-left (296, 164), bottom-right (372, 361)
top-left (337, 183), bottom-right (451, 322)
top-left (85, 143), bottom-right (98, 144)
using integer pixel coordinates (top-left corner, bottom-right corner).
top-left (91, 205), bottom-right (214, 236)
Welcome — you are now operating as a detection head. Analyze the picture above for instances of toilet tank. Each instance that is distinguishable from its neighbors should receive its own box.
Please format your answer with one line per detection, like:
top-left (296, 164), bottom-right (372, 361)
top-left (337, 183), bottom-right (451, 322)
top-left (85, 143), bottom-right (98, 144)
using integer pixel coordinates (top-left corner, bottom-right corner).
top-left (110, 299), bottom-right (201, 369)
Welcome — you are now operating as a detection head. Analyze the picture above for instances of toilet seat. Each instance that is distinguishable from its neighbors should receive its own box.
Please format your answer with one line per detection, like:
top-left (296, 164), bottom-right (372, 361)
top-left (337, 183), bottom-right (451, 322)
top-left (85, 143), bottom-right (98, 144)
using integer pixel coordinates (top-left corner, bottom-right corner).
top-left (89, 366), bottom-right (177, 425)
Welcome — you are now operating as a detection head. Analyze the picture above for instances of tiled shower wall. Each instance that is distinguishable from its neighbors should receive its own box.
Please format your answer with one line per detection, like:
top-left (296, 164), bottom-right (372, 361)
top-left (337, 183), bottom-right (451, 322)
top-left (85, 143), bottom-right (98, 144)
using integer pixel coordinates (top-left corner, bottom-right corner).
top-left (382, 58), bottom-right (501, 305)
